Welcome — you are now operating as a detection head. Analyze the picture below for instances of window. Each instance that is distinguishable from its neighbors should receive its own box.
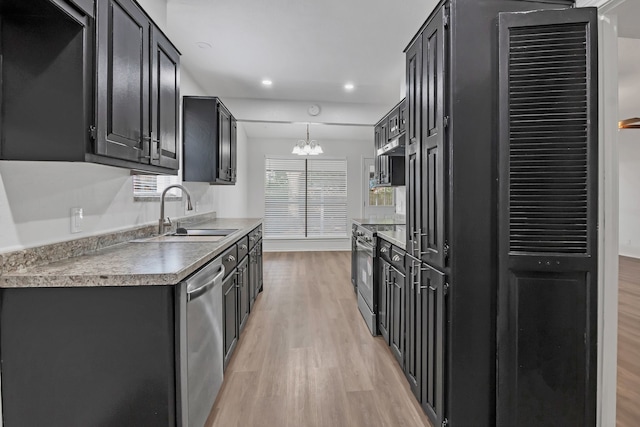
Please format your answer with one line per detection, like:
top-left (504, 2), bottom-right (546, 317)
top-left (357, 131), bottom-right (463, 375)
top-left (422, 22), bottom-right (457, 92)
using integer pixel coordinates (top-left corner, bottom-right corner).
top-left (132, 175), bottom-right (181, 199)
top-left (264, 157), bottom-right (347, 238)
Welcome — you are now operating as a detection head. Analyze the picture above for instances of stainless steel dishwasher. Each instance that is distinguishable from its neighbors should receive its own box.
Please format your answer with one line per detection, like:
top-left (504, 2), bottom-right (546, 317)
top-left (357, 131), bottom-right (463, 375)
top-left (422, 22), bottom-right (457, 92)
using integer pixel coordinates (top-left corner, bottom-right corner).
top-left (180, 258), bottom-right (226, 427)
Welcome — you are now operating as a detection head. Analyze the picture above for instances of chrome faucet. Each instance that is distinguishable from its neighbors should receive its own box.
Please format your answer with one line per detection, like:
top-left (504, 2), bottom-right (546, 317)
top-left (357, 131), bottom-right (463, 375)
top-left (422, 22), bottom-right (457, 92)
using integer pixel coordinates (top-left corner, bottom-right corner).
top-left (159, 184), bottom-right (193, 234)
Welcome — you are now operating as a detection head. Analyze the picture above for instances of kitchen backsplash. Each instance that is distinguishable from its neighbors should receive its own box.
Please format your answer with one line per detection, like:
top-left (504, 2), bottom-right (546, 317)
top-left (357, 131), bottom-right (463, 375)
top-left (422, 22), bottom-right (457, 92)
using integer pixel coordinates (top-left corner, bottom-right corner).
top-left (395, 187), bottom-right (406, 215)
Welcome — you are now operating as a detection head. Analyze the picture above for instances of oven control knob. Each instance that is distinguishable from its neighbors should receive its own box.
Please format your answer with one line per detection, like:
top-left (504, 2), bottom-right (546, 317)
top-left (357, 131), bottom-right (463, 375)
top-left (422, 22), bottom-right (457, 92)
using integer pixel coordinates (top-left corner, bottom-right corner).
top-left (357, 231), bottom-right (364, 237)
top-left (365, 237), bottom-right (372, 243)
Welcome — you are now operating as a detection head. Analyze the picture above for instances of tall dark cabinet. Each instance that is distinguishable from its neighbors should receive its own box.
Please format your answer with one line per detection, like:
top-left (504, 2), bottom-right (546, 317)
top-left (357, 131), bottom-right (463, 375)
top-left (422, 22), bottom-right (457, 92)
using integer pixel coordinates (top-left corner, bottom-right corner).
top-left (403, 1), bottom-right (596, 426)
top-left (497, 8), bottom-right (598, 427)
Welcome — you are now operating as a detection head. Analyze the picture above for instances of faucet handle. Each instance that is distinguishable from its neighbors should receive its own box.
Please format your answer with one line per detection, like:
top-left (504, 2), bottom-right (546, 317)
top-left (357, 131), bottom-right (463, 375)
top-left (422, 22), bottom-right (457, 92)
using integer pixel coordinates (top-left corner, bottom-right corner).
top-left (164, 217), bottom-right (172, 226)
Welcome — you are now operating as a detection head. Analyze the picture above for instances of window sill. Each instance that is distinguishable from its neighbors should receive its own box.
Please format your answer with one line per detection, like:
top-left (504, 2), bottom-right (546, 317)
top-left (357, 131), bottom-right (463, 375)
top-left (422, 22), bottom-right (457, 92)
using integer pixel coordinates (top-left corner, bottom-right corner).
top-left (134, 195), bottom-right (183, 202)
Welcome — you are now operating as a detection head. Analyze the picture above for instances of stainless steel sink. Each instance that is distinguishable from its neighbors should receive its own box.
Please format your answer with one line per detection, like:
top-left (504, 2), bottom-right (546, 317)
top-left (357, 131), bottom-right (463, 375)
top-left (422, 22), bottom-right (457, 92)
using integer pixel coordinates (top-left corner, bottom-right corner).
top-left (131, 228), bottom-right (239, 243)
top-left (172, 228), bottom-right (238, 237)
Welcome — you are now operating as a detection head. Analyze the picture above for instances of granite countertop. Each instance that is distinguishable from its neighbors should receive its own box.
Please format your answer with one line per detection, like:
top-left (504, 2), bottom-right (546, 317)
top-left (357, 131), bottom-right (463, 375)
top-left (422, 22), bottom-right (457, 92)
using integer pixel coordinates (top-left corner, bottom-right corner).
top-left (352, 217), bottom-right (406, 226)
top-left (0, 218), bottom-right (262, 288)
top-left (377, 226), bottom-right (407, 251)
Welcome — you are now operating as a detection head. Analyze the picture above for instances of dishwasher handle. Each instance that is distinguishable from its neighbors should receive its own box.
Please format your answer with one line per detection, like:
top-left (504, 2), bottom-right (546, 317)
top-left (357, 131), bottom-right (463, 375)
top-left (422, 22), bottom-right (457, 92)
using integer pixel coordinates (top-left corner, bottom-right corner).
top-left (187, 264), bottom-right (226, 302)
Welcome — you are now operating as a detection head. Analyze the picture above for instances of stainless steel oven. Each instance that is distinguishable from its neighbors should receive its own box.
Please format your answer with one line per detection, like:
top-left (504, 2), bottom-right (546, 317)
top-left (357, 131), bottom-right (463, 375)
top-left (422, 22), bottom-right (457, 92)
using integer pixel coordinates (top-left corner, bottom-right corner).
top-left (354, 225), bottom-right (377, 334)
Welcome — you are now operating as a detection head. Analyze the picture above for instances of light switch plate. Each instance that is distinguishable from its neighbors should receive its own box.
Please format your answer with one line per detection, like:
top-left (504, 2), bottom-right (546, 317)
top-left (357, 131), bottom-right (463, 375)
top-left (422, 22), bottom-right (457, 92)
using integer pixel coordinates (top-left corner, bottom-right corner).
top-left (71, 207), bottom-right (83, 233)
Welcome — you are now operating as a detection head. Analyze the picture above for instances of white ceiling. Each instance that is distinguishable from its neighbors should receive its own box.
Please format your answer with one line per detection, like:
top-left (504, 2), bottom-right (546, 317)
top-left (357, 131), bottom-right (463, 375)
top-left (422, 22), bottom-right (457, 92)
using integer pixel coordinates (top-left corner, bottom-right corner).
top-left (241, 121), bottom-right (372, 140)
top-left (166, 0), bottom-right (436, 106)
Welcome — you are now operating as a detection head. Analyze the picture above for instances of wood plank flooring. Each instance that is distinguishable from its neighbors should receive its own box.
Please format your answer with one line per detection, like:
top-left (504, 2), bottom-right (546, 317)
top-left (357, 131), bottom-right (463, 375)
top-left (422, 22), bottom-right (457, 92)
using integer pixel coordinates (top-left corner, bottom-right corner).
top-left (207, 251), bottom-right (432, 427)
top-left (618, 256), bottom-right (640, 427)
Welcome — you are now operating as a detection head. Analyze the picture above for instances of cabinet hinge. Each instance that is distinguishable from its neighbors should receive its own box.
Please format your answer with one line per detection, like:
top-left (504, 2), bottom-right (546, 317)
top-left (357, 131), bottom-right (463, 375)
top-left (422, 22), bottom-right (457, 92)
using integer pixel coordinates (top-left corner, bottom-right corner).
top-left (442, 418), bottom-right (449, 427)
top-left (444, 282), bottom-right (450, 296)
top-left (443, 6), bottom-right (450, 29)
top-left (89, 125), bottom-right (96, 140)
top-left (443, 116), bottom-right (450, 129)
top-left (443, 242), bottom-right (450, 263)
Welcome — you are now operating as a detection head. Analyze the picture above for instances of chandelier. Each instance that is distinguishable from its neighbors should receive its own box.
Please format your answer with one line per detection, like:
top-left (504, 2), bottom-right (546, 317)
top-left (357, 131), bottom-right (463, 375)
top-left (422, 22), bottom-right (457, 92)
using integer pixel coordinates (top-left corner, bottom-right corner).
top-left (292, 124), bottom-right (323, 155)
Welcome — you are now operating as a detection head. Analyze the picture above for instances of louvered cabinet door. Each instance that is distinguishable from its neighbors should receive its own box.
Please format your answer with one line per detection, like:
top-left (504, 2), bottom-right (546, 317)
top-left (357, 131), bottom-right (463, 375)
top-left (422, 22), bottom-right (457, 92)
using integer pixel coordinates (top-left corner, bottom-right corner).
top-left (497, 8), bottom-right (598, 427)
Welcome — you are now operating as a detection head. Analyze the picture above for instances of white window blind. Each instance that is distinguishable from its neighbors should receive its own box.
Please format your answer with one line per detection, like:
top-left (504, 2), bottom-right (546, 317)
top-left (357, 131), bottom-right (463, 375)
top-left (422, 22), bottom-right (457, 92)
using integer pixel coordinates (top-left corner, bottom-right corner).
top-left (264, 157), bottom-right (347, 239)
top-left (133, 175), bottom-right (180, 198)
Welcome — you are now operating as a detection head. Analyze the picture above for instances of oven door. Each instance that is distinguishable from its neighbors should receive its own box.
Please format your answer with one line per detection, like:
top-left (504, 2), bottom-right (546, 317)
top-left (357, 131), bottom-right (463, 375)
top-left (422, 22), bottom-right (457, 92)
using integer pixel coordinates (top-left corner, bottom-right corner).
top-left (355, 239), bottom-right (375, 310)
top-left (351, 234), bottom-right (358, 291)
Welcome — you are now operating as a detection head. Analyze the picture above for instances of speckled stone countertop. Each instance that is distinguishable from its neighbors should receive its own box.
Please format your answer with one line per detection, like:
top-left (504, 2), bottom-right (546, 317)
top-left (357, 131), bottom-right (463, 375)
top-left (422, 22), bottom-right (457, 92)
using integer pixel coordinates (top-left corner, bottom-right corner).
top-left (352, 217), bottom-right (406, 226)
top-left (377, 226), bottom-right (407, 251)
top-left (0, 218), bottom-right (262, 288)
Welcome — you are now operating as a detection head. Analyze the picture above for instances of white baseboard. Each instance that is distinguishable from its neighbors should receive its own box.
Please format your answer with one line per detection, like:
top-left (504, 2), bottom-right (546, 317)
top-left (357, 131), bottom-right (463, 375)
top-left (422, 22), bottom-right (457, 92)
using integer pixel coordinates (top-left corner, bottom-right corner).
top-left (619, 245), bottom-right (640, 259)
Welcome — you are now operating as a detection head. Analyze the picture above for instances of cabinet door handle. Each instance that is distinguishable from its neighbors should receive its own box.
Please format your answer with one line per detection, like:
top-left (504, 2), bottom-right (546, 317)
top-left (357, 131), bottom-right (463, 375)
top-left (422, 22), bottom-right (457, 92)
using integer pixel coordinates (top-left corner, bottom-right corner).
top-left (392, 254), bottom-right (401, 262)
top-left (240, 244), bottom-right (248, 250)
top-left (381, 247), bottom-right (388, 253)
top-left (227, 255), bottom-right (236, 262)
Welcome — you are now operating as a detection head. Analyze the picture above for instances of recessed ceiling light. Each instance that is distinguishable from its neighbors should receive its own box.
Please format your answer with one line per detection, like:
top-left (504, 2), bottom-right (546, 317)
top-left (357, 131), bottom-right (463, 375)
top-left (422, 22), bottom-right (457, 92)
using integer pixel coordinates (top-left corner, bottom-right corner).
top-left (196, 41), bottom-right (212, 49)
top-left (262, 79), bottom-right (273, 86)
top-left (344, 83), bottom-right (355, 91)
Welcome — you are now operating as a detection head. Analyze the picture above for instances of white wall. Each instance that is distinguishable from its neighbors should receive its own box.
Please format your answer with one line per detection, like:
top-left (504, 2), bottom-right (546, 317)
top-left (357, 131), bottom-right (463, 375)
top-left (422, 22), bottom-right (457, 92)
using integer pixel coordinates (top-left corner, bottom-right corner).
top-left (246, 137), bottom-right (371, 251)
top-left (215, 122), bottom-right (250, 218)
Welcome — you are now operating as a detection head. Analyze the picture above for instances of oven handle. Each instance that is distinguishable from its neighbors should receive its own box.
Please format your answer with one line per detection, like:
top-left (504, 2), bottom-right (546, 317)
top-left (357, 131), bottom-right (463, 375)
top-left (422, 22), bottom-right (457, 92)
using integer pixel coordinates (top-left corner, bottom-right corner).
top-left (355, 240), bottom-right (374, 253)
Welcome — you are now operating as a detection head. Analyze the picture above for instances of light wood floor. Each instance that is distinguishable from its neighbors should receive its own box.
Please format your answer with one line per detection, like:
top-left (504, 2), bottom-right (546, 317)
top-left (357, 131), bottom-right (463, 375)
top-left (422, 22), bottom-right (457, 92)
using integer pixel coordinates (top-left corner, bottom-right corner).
top-left (207, 251), bottom-right (432, 427)
top-left (618, 256), bottom-right (640, 427)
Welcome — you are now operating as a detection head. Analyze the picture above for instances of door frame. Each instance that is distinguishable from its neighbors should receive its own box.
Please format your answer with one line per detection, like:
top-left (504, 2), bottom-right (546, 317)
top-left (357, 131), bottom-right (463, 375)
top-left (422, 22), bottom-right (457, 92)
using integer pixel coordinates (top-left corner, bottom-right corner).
top-left (576, 1), bottom-right (620, 426)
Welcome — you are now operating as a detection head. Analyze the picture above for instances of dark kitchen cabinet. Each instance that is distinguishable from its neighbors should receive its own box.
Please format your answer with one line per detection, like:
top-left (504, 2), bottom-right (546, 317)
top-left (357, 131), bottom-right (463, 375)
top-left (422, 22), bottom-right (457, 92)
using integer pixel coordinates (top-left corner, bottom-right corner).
top-left (249, 235), bottom-right (263, 310)
top-left (183, 97), bottom-right (238, 184)
top-left (150, 26), bottom-right (180, 170)
top-left (378, 258), bottom-right (392, 344)
top-left (222, 267), bottom-right (238, 370)
top-left (389, 264), bottom-right (405, 368)
top-left (94, 0), bottom-right (180, 174)
top-left (373, 99), bottom-right (406, 187)
top-left (0, 0), bottom-right (94, 162)
top-left (0, 286), bottom-right (178, 427)
top-left (237, 255), bottom-right (249, 334)
top-left (403, 1), bottom-right (586, 426)
top-left (497, 8), bottom-right (598, 427)
top-left (406, 7), bottom-right (447, 271)
top-left (0, 0), bottom-right (181, 175)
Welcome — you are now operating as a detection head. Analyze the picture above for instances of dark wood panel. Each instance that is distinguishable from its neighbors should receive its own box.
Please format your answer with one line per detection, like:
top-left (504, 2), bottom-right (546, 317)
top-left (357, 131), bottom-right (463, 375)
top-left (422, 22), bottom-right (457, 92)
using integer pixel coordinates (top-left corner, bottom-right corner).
top-left (0, 286), bottom-right (176, 427)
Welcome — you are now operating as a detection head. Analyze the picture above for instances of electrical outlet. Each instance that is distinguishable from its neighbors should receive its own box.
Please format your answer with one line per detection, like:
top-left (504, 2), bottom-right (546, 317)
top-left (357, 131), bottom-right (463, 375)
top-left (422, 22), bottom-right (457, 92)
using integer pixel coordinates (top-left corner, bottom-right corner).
top-left (71, 207), bottom-right (83, 233)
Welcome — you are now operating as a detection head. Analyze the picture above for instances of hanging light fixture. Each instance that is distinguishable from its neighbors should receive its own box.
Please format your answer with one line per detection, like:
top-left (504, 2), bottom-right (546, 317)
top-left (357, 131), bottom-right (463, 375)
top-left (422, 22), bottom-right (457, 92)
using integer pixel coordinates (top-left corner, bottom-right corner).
top-left (292, 124), bottom-right (323, 155)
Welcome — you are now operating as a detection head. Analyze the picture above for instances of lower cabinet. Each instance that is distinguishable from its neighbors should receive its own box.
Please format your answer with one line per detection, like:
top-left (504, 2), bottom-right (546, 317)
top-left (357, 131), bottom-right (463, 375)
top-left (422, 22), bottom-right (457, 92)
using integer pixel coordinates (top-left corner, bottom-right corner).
top-left (378, 258), bottom-right (391, 344)
top-left (389, 265), bottom-right (406, 368)
top-left (222, 232), bottom-right (264, 370)
top-left (237, 256), bottom-right (249, 334)
top-left (375, 243), bottom-right (447, 427)
top-left (223, 268), bottom-right (238, 370)
top-left (0, 286), bottom-right (178, 427)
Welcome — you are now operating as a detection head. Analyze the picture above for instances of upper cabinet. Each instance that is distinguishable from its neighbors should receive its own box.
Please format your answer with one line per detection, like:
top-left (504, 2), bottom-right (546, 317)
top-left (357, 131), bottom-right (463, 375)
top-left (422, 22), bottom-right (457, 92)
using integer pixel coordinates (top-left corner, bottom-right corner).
top-left (95, 0), bottom-right (180, 173)
top-left (0, 0), bottom-right (180, 175)
top-left (373, 98), bottom-right (406, 187)
top-left (183, 97), bottom-right (238, 185)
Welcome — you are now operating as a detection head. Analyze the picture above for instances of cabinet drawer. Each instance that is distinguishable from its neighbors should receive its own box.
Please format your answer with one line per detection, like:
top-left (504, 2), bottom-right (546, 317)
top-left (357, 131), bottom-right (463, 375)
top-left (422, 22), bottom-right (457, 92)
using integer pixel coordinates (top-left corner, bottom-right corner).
top-left (390, 246), bottom-right (405, 273)
top-left (249, 226), bottom-right (262, 249)
top-left (237, 236), bottom-right (249, 260)
top-left (221, 245), bottom-right (238, 277)
top-left (379, 240), bottom-right (392, 263)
